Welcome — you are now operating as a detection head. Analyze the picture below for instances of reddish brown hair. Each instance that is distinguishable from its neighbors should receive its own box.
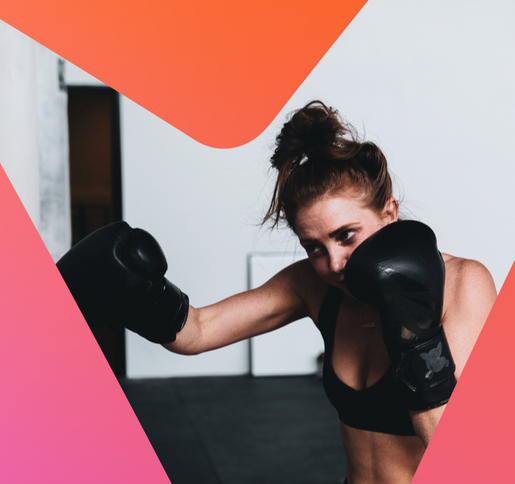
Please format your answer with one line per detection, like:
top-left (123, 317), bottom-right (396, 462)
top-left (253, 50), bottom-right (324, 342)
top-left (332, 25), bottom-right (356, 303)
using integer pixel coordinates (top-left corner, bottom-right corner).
top-left (263, 101), bottom-right (393, 229)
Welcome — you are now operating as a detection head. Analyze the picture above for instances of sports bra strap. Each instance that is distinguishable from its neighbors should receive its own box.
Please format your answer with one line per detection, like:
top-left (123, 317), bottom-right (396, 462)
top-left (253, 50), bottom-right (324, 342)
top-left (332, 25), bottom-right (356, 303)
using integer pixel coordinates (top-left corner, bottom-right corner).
top-left (317, 286), bottom-right (345, 337)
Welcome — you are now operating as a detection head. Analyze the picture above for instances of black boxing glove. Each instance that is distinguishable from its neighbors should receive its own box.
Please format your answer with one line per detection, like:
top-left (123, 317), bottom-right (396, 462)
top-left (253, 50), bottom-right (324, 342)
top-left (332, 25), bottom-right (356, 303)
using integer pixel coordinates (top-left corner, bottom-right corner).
top-left (344, 220), bottom-right (456, 410)
top-left (57, 222), bottom-right (189, 344)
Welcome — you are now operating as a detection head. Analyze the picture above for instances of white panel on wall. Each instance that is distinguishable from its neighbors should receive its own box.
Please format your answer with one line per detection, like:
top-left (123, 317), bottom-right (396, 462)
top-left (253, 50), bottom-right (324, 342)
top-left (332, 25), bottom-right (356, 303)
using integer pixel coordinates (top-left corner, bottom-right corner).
top-left (249, 253), bottom-right (324, 376)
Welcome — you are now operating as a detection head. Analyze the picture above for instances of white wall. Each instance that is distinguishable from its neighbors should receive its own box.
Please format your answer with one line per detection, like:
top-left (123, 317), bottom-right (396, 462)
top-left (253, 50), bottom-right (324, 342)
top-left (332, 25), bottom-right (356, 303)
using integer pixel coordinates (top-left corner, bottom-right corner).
top-left (249, 253), bottom-right (324, 376)
top-left (68, 0), bottom-right (515, 377)
top-left (0, 20), bottom-right (70, 261)
top-left (0, 22), bottom-right (41, 227)
top-left (36, 46), bottom-right (71, 262)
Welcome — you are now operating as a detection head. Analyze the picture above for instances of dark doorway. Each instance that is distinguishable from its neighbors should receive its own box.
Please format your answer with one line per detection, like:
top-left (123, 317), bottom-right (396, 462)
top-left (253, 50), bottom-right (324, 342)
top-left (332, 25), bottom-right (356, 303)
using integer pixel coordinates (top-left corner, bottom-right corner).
top-left (67, 86), bottom-right (125, 377)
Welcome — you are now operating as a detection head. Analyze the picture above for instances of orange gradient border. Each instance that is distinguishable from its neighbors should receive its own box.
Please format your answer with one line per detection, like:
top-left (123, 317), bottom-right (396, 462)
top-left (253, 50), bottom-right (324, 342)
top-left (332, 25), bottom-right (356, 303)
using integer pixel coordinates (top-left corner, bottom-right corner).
top-left (1, 1), bottom-right (514, 482)
top-left (0, 0), bottom-right (368, 147)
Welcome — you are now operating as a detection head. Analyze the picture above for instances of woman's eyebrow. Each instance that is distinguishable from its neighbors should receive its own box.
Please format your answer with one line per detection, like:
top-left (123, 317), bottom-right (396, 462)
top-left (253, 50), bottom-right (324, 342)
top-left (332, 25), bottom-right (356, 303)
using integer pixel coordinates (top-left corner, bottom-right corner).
top-left (298, 237), bottom-right (317, 245)
top-left (329, 223), bottom-right (358, 239)
top-left (298, 223), bottom-right (359, 244)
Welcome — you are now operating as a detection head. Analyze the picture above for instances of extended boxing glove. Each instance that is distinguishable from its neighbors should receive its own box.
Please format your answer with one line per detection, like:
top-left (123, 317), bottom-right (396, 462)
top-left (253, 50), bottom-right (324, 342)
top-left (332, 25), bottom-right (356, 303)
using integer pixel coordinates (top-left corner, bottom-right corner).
top-left (57, 222), bottom-right (189, 344)
top-left (344, 220), bottom-right (456, 410)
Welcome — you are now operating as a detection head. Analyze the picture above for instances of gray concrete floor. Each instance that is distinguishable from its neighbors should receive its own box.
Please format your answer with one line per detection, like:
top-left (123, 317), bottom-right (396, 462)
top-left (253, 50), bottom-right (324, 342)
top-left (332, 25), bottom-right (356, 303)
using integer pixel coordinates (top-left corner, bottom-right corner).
top-left (120, 375), bottom-right (347, 484)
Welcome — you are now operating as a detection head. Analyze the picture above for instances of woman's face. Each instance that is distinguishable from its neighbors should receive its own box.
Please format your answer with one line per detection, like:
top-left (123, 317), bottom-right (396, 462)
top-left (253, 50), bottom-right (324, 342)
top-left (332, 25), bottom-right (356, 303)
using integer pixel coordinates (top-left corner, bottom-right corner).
top-left (294, 194), bottom-right (398, 291)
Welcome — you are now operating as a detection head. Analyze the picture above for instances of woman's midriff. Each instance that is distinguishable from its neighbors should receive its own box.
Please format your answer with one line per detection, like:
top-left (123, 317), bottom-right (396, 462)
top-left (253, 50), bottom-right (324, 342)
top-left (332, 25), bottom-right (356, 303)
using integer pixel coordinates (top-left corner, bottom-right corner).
top-left (340, 422), bottom-right (426, 484)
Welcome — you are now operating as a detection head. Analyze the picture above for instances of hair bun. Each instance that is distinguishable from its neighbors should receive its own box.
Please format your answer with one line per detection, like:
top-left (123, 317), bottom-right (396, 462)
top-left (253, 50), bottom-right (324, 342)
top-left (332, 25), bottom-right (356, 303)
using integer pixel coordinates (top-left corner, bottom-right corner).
top-left (299, 105), bottom-right (340, 150)
top-left (264, 100), bottom-right (393, 229)
top-left (356, 142), bottom-right (381, 175)
top-left (271, 101), bottom-right (344, 172)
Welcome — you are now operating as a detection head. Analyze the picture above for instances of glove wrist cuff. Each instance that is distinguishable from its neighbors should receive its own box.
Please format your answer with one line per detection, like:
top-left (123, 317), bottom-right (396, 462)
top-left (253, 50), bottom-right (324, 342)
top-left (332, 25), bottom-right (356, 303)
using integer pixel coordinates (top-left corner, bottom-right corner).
top-left (394, 327), bottom-right (456, 410)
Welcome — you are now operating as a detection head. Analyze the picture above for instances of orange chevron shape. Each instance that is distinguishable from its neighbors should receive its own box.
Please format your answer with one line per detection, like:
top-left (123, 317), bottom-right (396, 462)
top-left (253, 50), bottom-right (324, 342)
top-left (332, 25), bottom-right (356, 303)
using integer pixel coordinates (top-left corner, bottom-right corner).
top-left (0, 0), bottom-right (368, 148)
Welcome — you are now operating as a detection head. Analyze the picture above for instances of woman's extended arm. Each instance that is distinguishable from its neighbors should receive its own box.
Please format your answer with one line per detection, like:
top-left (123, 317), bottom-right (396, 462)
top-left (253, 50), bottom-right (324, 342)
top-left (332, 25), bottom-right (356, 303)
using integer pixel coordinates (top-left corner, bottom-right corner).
top-left (163, 259), bottom-right (325, 355)
top-left (56, 222), bottom-right (324, 348)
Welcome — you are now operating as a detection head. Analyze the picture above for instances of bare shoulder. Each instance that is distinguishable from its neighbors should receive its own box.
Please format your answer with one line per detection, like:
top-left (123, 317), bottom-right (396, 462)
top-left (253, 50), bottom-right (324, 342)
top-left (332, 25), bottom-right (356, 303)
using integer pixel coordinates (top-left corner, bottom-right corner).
top-left (441, 254), bottom-right (497, 376)
top-left (277, 258), bottom-right (331, 324)
top-left (442, 254), bottom-right (497, 315)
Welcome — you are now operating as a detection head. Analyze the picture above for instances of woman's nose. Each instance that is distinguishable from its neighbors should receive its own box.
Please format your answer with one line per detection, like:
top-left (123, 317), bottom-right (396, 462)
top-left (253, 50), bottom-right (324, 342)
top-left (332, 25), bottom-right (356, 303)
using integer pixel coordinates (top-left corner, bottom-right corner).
top-left (328, 248), bottom-right (348, 274)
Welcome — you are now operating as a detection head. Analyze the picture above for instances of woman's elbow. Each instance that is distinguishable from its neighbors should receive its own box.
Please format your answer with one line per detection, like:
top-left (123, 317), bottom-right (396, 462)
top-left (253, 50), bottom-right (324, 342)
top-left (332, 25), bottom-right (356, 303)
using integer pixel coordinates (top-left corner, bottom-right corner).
top-left (161, 337), bottom-right (206, 356)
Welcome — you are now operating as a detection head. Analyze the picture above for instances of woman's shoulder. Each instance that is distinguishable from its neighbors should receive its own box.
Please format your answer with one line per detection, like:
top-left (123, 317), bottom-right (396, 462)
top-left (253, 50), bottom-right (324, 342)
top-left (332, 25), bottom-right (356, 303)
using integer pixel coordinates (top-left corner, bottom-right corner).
top-left (281, 258), bottom-right (332, 322)
top-left (442, 254), bottom-right (496, 293)
top-left (439, 254), bottom-right (497, 378)
top-left (441, 253), bottom-right (497, 326)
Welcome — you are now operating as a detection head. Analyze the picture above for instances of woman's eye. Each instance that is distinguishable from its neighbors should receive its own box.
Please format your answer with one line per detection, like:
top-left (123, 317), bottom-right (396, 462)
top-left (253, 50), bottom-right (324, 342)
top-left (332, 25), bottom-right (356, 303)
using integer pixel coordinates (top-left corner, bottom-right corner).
top-left (338, 230), bottom-right (356, 243)
top-left (305, 244), bottom-right (321, 255)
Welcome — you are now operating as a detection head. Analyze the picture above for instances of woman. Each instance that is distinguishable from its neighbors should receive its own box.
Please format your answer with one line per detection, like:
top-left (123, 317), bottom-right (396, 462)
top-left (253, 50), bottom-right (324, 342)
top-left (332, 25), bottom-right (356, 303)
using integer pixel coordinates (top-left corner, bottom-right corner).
top-left (58, 101), bottom-right (497, 484)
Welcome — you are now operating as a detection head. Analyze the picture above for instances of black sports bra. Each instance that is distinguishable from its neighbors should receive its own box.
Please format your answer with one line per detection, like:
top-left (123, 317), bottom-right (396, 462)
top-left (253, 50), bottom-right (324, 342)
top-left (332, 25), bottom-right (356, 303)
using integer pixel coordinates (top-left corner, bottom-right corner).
top-left (319, 287), bottom-right (416, 436)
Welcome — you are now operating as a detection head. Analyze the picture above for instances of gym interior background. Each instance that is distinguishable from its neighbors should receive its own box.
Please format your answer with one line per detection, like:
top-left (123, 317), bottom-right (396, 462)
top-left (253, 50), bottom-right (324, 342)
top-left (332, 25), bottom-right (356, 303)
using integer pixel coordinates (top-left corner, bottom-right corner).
top-left (1, 3), bottom-right (514, 481)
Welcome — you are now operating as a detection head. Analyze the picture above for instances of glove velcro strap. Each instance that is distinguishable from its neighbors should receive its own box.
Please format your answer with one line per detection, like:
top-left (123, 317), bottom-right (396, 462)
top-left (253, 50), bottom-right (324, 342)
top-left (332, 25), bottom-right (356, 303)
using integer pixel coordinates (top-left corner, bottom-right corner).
top-left (126, 279), bottom-right (189, 344)
top-left (394, 328), bottom-right (457, 410)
